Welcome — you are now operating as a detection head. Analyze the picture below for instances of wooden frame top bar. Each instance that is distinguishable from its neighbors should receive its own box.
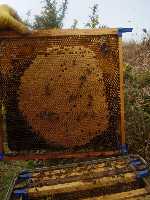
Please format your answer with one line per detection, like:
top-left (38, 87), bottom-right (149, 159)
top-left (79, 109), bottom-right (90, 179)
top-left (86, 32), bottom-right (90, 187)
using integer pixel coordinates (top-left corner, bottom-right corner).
top-left (0, 28), bottom-right (119, 38)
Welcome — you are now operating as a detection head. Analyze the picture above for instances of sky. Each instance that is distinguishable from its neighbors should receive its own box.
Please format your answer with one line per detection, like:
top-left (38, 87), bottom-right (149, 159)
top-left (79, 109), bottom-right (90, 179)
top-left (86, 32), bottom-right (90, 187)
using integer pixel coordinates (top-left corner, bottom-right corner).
top-left (0, 0), bottom-right (149, 41)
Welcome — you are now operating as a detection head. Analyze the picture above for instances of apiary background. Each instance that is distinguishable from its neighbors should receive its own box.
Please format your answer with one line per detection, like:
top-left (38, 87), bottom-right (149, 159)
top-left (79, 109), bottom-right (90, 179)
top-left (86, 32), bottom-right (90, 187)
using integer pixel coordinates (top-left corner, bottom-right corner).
top-left (0, 29), bottom-right (124, 158)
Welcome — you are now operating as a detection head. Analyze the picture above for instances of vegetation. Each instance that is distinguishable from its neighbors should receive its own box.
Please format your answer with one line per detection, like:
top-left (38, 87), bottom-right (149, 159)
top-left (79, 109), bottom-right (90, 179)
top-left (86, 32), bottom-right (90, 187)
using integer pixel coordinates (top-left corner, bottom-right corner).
top-left (86, 4), bottom-right (100, 28)
top-left (25, 1), bottom-right (103, 29)
top-left (25, 0), bottom-right (68, 29)
top-left (123, 35), bottom-right (150, 161)
top-left (0, 161), bottom-right (33, 200)
top-left (71, 19), bottom-right (78, 29)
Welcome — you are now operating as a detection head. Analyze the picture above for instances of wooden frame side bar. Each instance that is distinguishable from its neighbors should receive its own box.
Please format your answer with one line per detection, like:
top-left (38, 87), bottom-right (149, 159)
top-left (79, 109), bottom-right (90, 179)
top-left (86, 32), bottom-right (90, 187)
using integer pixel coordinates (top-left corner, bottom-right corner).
top-left (0, 103), bottom-right (4, 157)
top-left (118, 36), bottom-right (126, 145)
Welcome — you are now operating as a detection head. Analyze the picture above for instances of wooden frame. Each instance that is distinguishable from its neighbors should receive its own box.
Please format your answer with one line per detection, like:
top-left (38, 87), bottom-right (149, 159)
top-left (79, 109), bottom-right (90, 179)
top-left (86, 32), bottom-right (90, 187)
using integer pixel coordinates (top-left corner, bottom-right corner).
top-left (4, 150), bottom-right (120, 161)
top-left (27, 172), bottom-right (136, 198)
top-left (0, 103), bottom-right (4, 154)
top-left (83, 188), bottom-right (149, 200)
top-left (0, 28), bottom-right (128, 160)
top-left (118, 36), bottom-right (126, 145)
top-left (0, 28), bottom-right (119, 38)
top-left (12, 155), bottom-right (149, 199)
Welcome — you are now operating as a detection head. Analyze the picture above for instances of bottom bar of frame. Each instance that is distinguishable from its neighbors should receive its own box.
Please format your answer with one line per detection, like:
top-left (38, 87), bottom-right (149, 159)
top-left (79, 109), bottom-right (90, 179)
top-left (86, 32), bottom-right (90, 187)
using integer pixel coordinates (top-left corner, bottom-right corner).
top-left (3, 150), bottom-right (120, 161)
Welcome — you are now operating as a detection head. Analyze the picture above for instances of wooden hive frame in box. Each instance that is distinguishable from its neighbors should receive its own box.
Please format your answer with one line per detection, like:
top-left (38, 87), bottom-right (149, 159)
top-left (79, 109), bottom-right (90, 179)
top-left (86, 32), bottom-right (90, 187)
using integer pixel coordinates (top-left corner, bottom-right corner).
top-left (0, 28), bottom-right (132, 161)
top-left (7, 154), bottom-right (150, 200)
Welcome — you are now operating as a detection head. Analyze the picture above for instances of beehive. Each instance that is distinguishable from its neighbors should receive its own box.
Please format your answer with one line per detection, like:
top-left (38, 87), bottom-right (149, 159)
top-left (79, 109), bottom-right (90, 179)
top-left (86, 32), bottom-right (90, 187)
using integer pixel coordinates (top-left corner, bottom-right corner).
top-left (0, 29), bottom-right (127, 160)
top-left (9, 155), bottom-right (150, 200)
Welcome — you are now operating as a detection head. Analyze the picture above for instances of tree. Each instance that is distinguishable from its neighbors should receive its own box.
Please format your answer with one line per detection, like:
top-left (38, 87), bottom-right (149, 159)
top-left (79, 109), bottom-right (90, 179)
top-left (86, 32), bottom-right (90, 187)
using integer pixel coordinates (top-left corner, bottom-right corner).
top-left (32, 0), bottom-right (68, 29)
top-left (24, 10), bottom-right (32, 28)
top-left (86, 4), bottom-right (100, 28)
top-left (71, 19), bottom-right (78, 29)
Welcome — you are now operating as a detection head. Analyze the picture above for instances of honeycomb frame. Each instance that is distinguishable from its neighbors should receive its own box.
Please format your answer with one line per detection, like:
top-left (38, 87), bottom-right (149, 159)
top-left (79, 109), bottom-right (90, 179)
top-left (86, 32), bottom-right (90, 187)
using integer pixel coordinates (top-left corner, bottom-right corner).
top-left (0, 29), bottom-right (125, 160)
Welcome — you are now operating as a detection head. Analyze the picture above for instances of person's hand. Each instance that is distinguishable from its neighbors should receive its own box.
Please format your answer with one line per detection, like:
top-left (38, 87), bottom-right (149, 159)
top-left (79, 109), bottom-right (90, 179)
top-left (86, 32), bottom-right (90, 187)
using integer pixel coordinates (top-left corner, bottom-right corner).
top-left (0, 4), bottom-right (30, 34)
